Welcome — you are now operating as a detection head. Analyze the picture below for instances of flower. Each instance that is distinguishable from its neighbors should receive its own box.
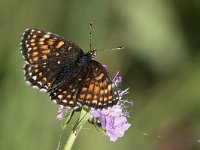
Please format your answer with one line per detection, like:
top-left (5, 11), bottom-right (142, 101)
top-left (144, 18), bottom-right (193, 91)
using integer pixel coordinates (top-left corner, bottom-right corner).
top-left (90, 105), bottom-right (131, 142)
top-left (90, 72), bottom-right (131, 142)
top-left (57, 105), bottom-right (64, 120)
top-left (113, 72), bottom-right (129, 98)
top-left (113, 71), bottom-right (122, 86)
top-left (56, 105), bottom-right (74, 121)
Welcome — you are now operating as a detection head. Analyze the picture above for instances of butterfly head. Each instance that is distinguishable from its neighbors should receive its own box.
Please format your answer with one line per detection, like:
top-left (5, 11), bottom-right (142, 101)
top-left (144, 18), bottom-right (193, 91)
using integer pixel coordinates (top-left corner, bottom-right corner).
top-left (89, 49), bottom-right (96, 58)
top-left (76, 50), bottom-right (96, 67)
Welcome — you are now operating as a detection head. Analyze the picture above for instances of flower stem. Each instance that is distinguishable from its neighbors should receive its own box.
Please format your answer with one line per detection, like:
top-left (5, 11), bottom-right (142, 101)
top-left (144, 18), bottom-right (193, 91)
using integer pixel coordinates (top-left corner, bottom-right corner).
top-left (63, 109), bottom-right (90, 150)
top-left (64, 128), bottom-right (79, 150)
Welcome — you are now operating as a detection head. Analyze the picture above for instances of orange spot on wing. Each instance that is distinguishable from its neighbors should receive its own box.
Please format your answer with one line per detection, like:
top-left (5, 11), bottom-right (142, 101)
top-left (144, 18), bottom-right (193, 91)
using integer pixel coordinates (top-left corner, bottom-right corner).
top-left (32, 52), bottom-right (38, 56)
top-left (33, 57), bottom-right (38, 61)
top-left (31, 39), bottom-right (35, 42)
top-left (99, 82), bottom-right (103, 88)
top-left (89, 82), bottom-right (94, 92)
top-left (103, 80), bottom-right (108, 87)
top-left (39, 38), bottom-right (45, 41)
top-left (40, 45), bottom-right (48, 49)
top-left (80, 94), bottom-right (85, 99)
top-left (42, 49), bottom-right (50, 54)
top-left (33, 47), bottom-right (37, 50)
top-left (38, 41), bottom-right (44, 45)
top-left (44, 34), bottom-right (50, 38)
top-left (104, 89), bottom-right (108, 94)
top-left (94, 86), bottom-right (100, 94)
top-left (67, 95), bottom-right (71, 98)
top-left (95, 67), bottom-right (98, 71)
top-left (42, 55), bottom-right (47, 59)
top-left (82, 87), bottom-right (87, 92)
top-left (48, 39), bottom-right (55, 45)
top-left (34, 69), bottom-right (38, 73)
top-left (56, 41), bottom-right (64, 49)
top-left (92, 100), bottom-right (97, 104)
top-left (104, 97), bottom-right (108, 101)
top-left (93, 95), bottom-right (98, 99)
top-left (100, 90), bottom-right (104, 95)
top-left (31, 43), bottom-right (36, 46)
top-left (108, 85), bottom-right (112, 91)
top-left (63, 91), bottom-right (67, 94)
top-left (86, 94), bottom-right (92, 100)
top-left (95, 73), bottom-right (104, 81)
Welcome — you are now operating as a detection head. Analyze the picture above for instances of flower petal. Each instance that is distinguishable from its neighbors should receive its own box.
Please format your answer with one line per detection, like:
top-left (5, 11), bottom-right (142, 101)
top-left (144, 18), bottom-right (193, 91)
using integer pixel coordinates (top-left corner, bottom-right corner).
top-left (90, 105), bottom-right (131, 142)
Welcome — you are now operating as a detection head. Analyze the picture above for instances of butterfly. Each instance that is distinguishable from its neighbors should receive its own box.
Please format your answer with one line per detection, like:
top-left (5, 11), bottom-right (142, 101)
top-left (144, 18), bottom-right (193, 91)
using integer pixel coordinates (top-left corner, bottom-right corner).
top-left (20, 28), bottom-right (120, 110)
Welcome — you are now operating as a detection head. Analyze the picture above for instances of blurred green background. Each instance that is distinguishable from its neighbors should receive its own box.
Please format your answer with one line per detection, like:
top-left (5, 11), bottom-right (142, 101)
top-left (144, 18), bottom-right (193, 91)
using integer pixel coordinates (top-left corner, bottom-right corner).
top-left (0, 0), bottom-right (200, 150)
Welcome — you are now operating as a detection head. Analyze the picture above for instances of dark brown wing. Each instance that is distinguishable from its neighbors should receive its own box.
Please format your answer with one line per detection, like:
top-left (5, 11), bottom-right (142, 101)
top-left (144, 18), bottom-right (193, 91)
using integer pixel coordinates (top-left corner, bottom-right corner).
top-left (50, 60), bottom-right (119, 109)
top-left (20, 29), bottom-right (83, 92)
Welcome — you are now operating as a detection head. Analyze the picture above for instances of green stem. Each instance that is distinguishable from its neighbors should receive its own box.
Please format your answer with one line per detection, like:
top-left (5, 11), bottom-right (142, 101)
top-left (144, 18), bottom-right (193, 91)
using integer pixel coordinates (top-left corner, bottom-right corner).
top-left (63, 109), bottom-right (90, 150)
top-left (64, 128), bottom-right (79, 150)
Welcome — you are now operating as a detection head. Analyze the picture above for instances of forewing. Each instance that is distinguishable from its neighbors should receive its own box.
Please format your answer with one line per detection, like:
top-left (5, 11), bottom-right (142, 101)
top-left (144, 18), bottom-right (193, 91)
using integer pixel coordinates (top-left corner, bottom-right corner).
top-left (20, 29), bottom-right (83, 91)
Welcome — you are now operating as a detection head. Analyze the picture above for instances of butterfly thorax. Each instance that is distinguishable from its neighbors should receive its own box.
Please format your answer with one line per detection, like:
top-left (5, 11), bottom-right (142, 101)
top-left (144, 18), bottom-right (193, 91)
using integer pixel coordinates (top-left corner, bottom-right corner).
top-left (76, 50), bottom-right (96, 67)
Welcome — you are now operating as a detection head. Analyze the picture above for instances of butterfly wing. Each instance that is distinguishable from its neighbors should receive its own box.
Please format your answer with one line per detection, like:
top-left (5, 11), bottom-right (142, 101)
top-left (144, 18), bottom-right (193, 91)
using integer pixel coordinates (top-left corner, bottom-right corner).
top-left (20, 29), bottom-right (83, 92)
top-left (49, 64), bottom-right (86, 109)
top-left (50, 60), bottom-right (119, 109)
top-left (78, 60), bottom-right (119, 109)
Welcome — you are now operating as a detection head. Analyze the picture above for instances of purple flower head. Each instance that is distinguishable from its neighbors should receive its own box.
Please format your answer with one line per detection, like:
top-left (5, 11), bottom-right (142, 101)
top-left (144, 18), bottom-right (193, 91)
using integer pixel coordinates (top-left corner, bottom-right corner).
top-left (90, 104), bottom-right (131, 142)
top-left (113, 72), bottom-right (129, 98)
top-left (113, 72), bottom-right (122, 86)
top-left (56, 105), bottom-right (74, 120)
top-left (119, 88), bottom-right (129, 98)
top-left (56, 105), bottom-right (65, 120)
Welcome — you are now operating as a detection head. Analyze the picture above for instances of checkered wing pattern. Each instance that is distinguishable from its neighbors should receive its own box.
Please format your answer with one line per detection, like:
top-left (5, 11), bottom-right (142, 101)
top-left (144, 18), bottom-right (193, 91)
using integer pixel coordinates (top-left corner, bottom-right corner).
top-left (20, 29), bottom-right (83, 92)
top-left (50, 60), bottom-right (119, 109)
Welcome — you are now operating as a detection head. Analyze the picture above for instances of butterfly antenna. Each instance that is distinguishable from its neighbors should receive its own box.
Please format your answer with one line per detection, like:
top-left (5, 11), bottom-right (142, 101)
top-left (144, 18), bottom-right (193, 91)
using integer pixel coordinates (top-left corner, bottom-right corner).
top-left (89, 21), bottom-right (93, 51)
top-left (96, 46), bottom-right (124, 52)
top-left (89, 21), bottom-right (124, 53)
